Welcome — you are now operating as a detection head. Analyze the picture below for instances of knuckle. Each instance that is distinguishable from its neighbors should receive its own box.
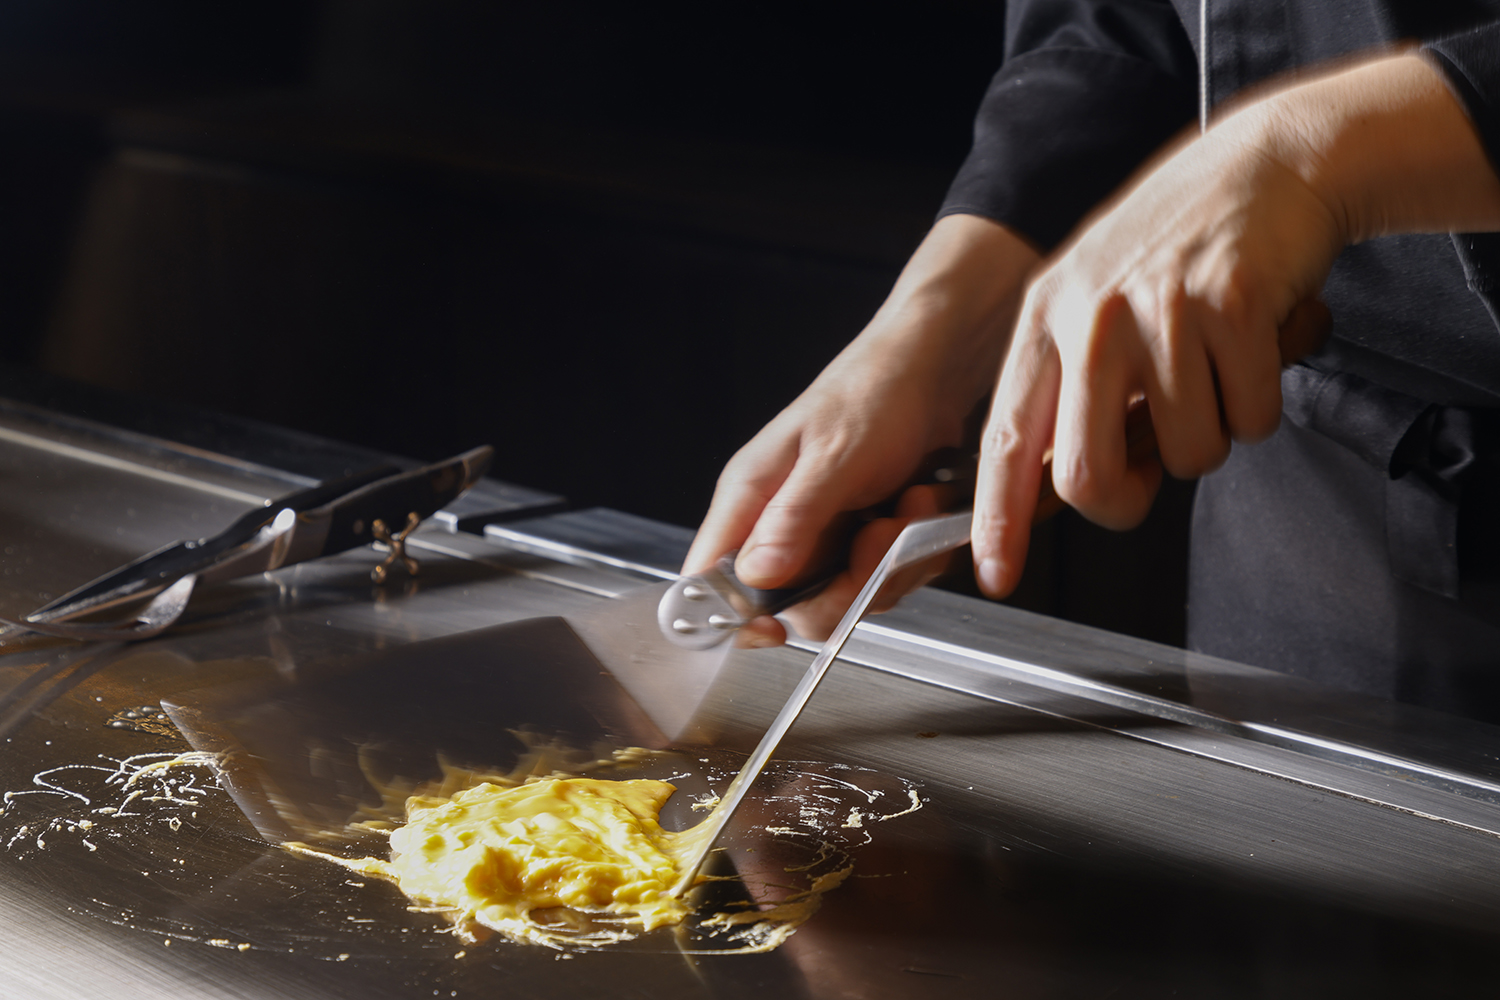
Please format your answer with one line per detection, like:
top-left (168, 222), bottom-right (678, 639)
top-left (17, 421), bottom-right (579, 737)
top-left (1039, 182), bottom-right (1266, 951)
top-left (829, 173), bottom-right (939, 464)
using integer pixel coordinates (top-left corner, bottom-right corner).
top-left (1016, 286), bottom-right (1055, 341)
top-left (1051, 450), bottom-right (1106, 513)
top-left (982, 418), bottom-right (1041, 478)
top-left (1161, 432), bottom-right (1229, 479)
top-left (1214, 278), bottom-right (1252, 329)
top-left (1075, 287), bottom-right (1144, 374)
top-left (1153, 278), bottom-right (1187, 325)
top-left (756, 489), bottom-right (823, 526)
top-left (1212, 265), bottom-right (1269, 333)
top-left (1098, 495), bottom-right (1154, 532)
top-left (1022, 266), bottom-right (1087, 334)
top-left (1218, 356), bottom-right (1285, 444)
top-left (715, 459), bottom-right (779, 503)
top-left (1025, 268), bottom-right (1063, 310)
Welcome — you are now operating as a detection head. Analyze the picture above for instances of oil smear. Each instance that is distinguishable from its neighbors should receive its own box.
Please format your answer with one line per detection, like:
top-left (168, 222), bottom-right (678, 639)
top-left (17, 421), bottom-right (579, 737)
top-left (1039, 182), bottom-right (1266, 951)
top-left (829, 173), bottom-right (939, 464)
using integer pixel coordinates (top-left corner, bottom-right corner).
top-left (1, 750), bottom-right (219, 857)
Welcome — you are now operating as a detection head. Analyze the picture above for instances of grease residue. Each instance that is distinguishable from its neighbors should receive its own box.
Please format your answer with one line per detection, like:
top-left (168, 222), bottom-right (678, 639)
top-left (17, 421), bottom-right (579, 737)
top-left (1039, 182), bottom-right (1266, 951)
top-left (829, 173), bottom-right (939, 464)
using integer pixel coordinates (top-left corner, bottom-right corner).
top-left (1, 750), bottom-right (218, 852)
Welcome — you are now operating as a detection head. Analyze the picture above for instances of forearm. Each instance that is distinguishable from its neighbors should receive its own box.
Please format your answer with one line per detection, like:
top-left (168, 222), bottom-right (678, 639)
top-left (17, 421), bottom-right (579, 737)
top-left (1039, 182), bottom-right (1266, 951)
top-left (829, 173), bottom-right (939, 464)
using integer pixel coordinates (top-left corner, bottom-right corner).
top-left (1231, 51), bottom-right (1500, 245)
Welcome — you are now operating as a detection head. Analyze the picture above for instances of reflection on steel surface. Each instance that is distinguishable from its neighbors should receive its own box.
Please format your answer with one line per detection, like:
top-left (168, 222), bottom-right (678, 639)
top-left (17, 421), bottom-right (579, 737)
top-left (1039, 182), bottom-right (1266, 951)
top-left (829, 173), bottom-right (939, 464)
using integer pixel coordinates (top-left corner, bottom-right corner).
top-left (565, 581), bottom-right (735, 745)
top-left (2, 447), bottom-right (490, 645)
top-left (0, 574), bottom-right (199, 642)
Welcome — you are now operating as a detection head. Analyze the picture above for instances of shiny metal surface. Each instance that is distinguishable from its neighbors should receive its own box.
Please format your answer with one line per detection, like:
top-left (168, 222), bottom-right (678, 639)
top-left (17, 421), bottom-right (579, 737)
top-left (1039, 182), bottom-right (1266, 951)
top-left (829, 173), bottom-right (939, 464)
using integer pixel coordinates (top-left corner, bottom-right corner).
top-left (0, 572), bottom-right (199, 641)
top-left (672, 511), bottom-right (974, 893)
top-left (565, 581), bottom-right (735, 743)
top-left (659, 572), bottom-right (745, 649)
top-left (0, 412), bottom-right (275, 620)
top-left (2, 442), bottom-right (491, 643)
top-left (6, 404), bottom-right (1500, 996)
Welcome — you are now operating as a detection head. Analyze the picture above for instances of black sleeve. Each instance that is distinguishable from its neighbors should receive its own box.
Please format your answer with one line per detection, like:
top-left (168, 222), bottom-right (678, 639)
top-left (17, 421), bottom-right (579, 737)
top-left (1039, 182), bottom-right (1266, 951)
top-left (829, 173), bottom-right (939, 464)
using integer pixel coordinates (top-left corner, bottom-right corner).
top-left (1425, 24), bottom-right (1500, 174)
top-left (938, 0), bottom-right (1199, 251)
top-left (1425, 25), bottom-right (1500, 336)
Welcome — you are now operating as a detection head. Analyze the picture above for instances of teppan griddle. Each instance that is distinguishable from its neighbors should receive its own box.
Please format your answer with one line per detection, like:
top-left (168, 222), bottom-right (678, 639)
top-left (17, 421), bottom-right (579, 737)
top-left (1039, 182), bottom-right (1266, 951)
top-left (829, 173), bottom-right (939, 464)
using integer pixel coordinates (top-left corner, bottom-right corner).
top-left (5, 391), bottom-right (1500, 999)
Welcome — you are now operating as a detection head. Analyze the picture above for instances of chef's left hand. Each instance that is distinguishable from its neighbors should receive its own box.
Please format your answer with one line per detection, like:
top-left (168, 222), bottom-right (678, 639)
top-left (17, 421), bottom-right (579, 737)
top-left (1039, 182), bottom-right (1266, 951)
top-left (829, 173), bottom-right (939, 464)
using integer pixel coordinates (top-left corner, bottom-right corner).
top-left (973, 49), bottom-right (1500, 598)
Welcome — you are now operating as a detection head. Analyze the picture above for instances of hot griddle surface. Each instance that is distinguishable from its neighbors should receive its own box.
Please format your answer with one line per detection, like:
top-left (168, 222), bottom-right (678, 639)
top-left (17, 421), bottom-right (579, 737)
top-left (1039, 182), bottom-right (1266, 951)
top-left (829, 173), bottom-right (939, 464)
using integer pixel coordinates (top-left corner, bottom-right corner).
top-left (5, 409), bottom-right (1500, 998)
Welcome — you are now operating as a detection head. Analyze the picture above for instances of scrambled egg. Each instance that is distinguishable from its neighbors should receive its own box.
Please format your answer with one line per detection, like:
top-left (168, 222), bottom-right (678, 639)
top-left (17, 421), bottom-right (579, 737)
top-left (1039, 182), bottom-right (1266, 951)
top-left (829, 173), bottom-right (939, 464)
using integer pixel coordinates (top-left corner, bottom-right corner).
top-left (385, 778), bottom-right (690, 934)
top-left (284, 745), bottom-right (898, 952)
top-left (292, 772), bottom-right (708, 947)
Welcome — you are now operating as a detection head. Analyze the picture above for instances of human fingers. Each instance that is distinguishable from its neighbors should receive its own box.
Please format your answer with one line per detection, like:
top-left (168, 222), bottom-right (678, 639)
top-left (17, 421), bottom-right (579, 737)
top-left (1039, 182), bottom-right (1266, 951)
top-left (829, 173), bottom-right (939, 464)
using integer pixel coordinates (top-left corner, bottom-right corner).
top-left (773, 482), bottom-right (962, 639)
top-left (734, 443), bottom-right (874, 590)
top-left (863, 484), bottom-right (963, 614)
top-left (973, 310), bottom-right (1062, 599)
top-left (1193, 295), bottom-right (1330, 449)
top-left (1137, 295), bottom-right (1233, 479)
top-left (733, 615), bottom-right (787, 649)
top-left (1277, 298), bottom-right (1331, 365)
top-left (683, 432), bottom-right (798, 577)
top-left (776, 520), bottom-right (898, 642)
top-left (1050, 295), bottom-right (1163, 532)
top-left (1195, 288), bottom-right (1284, 446)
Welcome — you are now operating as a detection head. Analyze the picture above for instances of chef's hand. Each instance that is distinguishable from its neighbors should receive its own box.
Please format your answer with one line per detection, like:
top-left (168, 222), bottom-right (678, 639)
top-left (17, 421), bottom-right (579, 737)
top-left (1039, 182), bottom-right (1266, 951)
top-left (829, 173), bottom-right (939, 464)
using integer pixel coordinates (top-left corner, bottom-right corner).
top-left (973, 49), bottom-right (1500, 597)
top-left (683, 213), bottom-right (1040, 645)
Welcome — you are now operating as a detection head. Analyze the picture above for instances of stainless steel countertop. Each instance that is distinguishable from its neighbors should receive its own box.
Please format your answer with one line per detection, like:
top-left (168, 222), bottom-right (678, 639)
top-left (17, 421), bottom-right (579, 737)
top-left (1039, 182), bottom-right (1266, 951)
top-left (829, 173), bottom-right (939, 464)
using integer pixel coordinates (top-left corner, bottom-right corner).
top-left (4, 399), bottom-right (1500, 998)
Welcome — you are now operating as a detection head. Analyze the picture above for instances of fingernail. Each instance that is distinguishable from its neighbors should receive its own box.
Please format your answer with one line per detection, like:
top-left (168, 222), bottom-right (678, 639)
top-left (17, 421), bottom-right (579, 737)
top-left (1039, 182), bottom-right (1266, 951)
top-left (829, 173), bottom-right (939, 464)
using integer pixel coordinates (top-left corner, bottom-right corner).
top-left (736, 544), bottom-right (789, 586)
top-left (741, 631), bottom-right (780, 650)
top-left (977, 558), bottom-right (1006, 597)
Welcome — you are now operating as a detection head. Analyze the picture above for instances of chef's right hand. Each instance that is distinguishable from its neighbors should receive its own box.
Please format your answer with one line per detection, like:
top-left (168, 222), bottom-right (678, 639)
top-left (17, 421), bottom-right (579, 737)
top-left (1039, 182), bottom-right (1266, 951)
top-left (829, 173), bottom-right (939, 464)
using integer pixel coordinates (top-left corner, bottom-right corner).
top-left (682, 214), bottom-right (1040, 645)
top-left (971, 51), bottom-right (1500, 600)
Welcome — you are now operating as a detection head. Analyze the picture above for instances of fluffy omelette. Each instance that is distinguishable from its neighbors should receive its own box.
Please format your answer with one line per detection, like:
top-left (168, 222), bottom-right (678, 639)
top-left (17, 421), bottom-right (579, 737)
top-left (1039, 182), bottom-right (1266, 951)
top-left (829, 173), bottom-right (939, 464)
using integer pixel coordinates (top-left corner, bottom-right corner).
top-left (380, 777), bottom-right (698, 934)
top-left (289, 767), bottom-right (715, 948)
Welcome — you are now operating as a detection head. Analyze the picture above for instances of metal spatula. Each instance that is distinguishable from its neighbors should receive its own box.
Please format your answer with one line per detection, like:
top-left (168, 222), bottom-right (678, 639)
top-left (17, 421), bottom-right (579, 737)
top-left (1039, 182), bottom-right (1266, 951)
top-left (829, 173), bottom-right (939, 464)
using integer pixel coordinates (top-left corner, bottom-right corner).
top-left (670, 509), bottom-right (974, 895)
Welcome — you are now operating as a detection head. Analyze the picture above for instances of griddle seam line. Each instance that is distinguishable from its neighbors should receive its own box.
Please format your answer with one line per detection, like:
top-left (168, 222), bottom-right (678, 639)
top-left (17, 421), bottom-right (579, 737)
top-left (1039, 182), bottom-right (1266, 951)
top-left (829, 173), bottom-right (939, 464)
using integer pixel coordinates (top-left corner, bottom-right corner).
top-left (1107, 727), bottom-right (1500, 844)
top-left (403, 535), bottom-right (622, 598)
top-left (382, 538), bottom-right (1500, 837)
top-left (480, 525), bottom-right (679, 582)
top-left (854, 622), bottom-right (1500, 801)
top-left (0, 399), bottom-right (320, 488)
top-left (0, 424), bottom-right (271, 506)
top-left (821, 638), bottom-right (1500, 842)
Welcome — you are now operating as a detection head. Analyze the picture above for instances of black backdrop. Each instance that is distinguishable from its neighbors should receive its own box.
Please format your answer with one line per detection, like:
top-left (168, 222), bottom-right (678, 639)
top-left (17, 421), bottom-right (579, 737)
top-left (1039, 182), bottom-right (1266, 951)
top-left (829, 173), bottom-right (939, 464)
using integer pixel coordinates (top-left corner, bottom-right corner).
top-left (0, 0), bottom-right (1194, 646)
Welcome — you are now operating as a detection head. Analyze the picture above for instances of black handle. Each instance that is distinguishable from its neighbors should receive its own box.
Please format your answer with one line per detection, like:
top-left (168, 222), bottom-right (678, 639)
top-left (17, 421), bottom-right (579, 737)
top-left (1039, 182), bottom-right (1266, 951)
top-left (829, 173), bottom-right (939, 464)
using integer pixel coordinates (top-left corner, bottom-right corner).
top-left (318, 446), bottom-right (493, 556)
top-left (722, 447), bottom-right (979, 618)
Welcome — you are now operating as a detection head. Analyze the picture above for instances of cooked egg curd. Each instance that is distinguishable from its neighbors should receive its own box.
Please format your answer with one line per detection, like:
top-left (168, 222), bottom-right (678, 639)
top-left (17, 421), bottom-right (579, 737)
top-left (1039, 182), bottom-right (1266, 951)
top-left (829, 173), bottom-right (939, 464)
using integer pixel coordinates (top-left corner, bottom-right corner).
top-left (285, 746), bottom-right (892, 952)
top-left (385, 778), bottom-right (690, 935)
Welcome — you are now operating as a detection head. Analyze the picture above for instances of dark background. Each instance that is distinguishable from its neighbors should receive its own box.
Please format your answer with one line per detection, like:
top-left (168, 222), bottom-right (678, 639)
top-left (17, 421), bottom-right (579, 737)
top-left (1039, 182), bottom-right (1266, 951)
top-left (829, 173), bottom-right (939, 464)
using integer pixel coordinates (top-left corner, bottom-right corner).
top-left (0, 0), bottom-right (1194, 645)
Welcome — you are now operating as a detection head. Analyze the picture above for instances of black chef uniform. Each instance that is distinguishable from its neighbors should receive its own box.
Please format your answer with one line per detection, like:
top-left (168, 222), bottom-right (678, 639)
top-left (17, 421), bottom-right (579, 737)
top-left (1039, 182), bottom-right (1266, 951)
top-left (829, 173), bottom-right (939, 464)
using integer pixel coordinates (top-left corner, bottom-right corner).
top-left (938, 1), bottom-right (1500, 720)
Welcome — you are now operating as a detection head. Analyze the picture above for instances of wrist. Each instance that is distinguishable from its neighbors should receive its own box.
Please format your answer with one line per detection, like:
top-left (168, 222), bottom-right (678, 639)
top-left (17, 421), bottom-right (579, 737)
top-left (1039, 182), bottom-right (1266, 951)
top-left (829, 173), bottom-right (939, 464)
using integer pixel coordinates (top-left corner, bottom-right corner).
top-left (1235, 50), bottom-right (1500, 244)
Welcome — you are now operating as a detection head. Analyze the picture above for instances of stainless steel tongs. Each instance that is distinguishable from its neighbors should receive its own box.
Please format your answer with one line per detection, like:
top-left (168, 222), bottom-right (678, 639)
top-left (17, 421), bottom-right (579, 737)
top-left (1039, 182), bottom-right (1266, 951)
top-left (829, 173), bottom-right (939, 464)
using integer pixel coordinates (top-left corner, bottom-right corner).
top-left (0, 446), bottom-right (493, 643)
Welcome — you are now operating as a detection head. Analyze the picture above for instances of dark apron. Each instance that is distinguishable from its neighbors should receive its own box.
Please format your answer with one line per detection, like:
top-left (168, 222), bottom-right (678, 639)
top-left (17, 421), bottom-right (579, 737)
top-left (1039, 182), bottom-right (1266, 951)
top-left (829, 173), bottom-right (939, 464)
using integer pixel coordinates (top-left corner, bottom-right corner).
top-left (1188, 363), bottom-right (1500, 723)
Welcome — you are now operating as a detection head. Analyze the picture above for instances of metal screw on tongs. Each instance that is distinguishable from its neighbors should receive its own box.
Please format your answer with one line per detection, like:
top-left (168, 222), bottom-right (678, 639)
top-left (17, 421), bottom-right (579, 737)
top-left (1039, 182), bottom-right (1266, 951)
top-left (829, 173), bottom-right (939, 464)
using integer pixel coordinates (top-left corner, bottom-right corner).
top-left (370, 511), bottom-right (421, 584)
